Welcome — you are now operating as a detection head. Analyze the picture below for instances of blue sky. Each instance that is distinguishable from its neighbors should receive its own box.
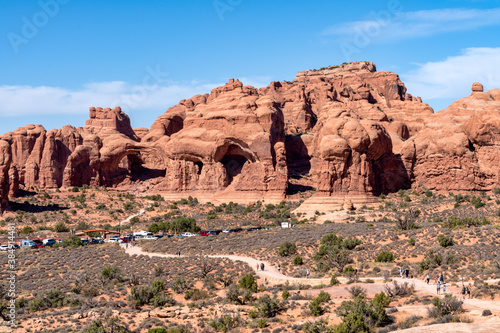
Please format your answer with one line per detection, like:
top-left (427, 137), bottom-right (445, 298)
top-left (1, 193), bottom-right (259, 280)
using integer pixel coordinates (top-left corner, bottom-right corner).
top-left (1, 0), bottom-right (500, 134)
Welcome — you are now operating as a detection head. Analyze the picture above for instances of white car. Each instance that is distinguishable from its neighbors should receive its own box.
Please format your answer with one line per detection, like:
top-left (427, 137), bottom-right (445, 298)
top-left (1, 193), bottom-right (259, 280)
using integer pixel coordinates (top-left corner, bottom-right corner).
top-left (143, 235), bottom-right (158, 240)
top-left (0, 245), bottom-right (9, 251)
top-left (222, 229), bottom-right (230, 233)
top-left (108, 236), bottom-right (120, 243)
top-left (179, 232), bottom-right (196, 237)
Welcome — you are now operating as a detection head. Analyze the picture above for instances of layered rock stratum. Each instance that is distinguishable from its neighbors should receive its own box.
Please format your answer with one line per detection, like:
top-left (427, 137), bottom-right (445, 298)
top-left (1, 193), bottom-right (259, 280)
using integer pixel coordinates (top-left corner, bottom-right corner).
top-left (1, 61), bottom-right (499, 212)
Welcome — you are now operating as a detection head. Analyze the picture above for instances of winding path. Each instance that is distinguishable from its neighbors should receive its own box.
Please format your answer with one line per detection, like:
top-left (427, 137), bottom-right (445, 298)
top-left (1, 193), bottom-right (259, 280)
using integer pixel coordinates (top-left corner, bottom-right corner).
top-left (121, 244), bottom-right (500, 312)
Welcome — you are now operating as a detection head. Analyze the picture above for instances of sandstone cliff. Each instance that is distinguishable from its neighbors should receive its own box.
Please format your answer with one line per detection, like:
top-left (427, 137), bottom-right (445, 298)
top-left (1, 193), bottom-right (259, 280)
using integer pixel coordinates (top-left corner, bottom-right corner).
top-left (1, 62), bottom-right (499, 212)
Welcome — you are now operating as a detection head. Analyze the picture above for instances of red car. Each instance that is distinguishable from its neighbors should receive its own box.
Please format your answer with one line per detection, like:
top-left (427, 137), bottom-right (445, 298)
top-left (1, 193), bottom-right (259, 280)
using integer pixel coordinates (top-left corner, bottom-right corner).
top-left (31, 239), bottom-right (45, 248)
top-left (199, 231), bottom-right (210, 236)
top-left (120, 236), bottom-right (133, 243)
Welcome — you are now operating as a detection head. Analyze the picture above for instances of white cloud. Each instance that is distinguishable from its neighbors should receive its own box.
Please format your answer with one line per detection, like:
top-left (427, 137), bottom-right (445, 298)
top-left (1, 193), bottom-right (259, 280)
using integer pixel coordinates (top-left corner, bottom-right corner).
top-left (324, 8), bottom-right (500, 42)
top-left (401, 47), bottom-right (500, 105)
top-left (0, 76), bottom-right (275, 119)
top-left (0, 81), bottom-right (223, 117)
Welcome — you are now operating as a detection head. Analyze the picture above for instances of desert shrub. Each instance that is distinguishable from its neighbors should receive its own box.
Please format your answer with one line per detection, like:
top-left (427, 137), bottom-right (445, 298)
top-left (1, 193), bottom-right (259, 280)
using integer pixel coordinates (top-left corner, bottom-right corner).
top-left (347, 286), bottom-right (366, 298)
top-left (372, 292), bottom-right (391, 307)
top-left (471, 196), bottom-right (485, 209)
top-left (20, 226), bottom-right (35, 234)
top-left (171, 277), bottom-right (193, 294)
top-left (315, 234), bottom-right (359, 273)
top-left (384, 281), bottom-right (414, 298)
top-left (444, 216), bottom-right (488, 229)
top-left (240, 274), bottom-right (257, 292)
top-left (375, 251), bottom-right (394, 262)
top-left (129, 281), bottom-right (168, 307)
top-left (208, 315), bottom-right (241, 332)
top-left (101, 266), bottom-right (122, 281)
top-left (408, 237), bottom-right (416, 246)
top-left (207, 211), bottom-right (219, 220)
top-left (28, 288), bottom-right (68, 312)
top-left (170, 217), bottom-right (200, 233)
top-left (282, 290), bottom-right (290, 300)
top-left (148, 223), bottom-right (160, 234)
top-left (336, 295), bottom-right (388, 329)
top-left (438, 234), bottom-right (454, 247)
top-left (54, 221), bottom-right (69, 232)
top-left (316, 291), bottom-right (331, 303)
top-left (184, 289), bottom-right (208, 301)
top-left (225, 284), bottom-right (253, 305)
top-left (343, 266), bottom-right (355, 276)
top-left (278, 241), bottom-right (297, 257)
top-left (309, 299), bottom-right (324, 317)
top-left (76, 221), bottom-right (90, 231)
top-left (293, 255), bottom-right (304, 265)
top-left (255, 294), bottom-right (282, 318)
top-left (425, 190), bottom-right (433, 197)
top-left (257, 318), bottom-right (267, 328)
top-left (482, 309), bottom-right (492, 316)
top-left (330, 274), bottom-right (340, 285)
top-left (145, 194), bottom-right (164, 201)
top-left (427, 295), bottom-right (463, 318)
top-left (62, 235), bottom-right (83, 247)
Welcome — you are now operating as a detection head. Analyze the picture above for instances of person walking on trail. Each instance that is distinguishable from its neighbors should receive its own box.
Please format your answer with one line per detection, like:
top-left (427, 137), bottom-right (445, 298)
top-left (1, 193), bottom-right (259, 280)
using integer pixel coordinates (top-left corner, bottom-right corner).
top-left (306, 269), bottom-right (310, 279)
top-left (400, 267), bottom-right (404, 278)
top-left (439, 273), bottom-right (444, 284)
top-left (461, 284), bottom-right (466, 300)
top-left (467, 285), bottom-right (471, 299)
top-left (437, 281), bottom-right (441, 295)
top-left (178, 250), bottom-right (181, 257)
top-left (256, 264), bottom-right (259, 271)
top-left (277, 264), bottom-right (281, 274)
top-left (260, 263), bottom-right (264, 271)
top-left (354, 267), bottom-right (358, 278)
top-left (426, 274), bottom-right (430, 284)
top-left (443, 283), bottom-right (446, 294)
top-left (405, 268), bottom-right (409, 278)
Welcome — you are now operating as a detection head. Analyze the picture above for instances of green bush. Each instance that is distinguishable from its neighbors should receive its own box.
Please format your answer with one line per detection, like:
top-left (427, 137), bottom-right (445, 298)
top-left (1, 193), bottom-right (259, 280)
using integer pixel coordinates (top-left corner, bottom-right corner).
top-left (293, 255), bottom-right (303, 265)
top-left (375, 251), bottom-right (395, 262)
top-left (255, 294), bottom-right (282, 318)
top-left (471, 196), bottom-right (485, 209)
top-left (62, 235), bottom-right (83, 248)
top-left (239, 274), bottom-right (257, 292)
top-left (408, 238), bottom-right (416, 246)
top-left (208, 315), bottom-right (241, 332)
top-left (278, 241), bottom-right (297, 257)
top-left (101, 266), bottom-right (121, 281)
top-left (20, 226), bottom-right (35, 234)
top-left (372, 292), bottom-right (391, 307)
top-left (54, 222), bottom-right (69, 232)
top-left (330, 275), bottom-right (340, 285)
top-left (282, 290), bottom-right (290, 300)
top-left (425, 190), bottom-right (433, 198)
top-left (437, 234), bottom-right (454, 247)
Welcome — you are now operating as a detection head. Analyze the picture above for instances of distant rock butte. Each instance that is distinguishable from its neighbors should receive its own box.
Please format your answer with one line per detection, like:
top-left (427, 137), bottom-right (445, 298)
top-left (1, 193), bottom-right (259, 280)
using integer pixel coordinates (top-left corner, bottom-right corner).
top-left (1, 61), bottom-right (499, 212)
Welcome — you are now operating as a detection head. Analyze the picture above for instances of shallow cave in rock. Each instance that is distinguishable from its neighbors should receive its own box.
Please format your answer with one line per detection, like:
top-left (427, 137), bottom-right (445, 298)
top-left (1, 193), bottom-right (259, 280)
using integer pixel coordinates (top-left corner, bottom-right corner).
top-left (118, 154), bottom-right (166, 181)
top-left (220, 154), bottom-right (248, 185)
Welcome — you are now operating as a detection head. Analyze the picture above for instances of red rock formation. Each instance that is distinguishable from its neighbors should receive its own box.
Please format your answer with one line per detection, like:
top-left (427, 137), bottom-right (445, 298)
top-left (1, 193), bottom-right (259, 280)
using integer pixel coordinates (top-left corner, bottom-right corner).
top-left (0, 63), bottom-right (499, 211)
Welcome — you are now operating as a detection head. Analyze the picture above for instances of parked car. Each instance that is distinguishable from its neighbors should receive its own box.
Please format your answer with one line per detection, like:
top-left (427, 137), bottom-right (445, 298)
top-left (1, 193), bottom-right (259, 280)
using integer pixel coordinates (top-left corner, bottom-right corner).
top-left (154, 234), bottom-right (164, 238)
top-left (31, 239), bottom-right (45, 248)
top-left (90, 238), bottom-right (105, 244)
top-left (178, 232), bottom-right (196, 237)
top-left (199, 231), bottom-right (210, 236)
top-left (222, 229), bottom-right (230, 233)
top-left (208, 230), bottom-right (222, 236)
top-left (43, 238), bottom-right (56, 246)
top-left (21, 240), bottom-right (35, 248)
top-left (12, 244), bottom-right (20, 250)
top-left (143, 235), bottom-right (158, 240)
top-left (120, 236), bottom-right (133, 243)
top-left (246, 226), bottom-right (262, 232)
top-left (229, 228), bottom-right (243, 233)
top-left (0, 245), bottom-right (9, 251)
top-left (108, 236), bottom-right (121, 243)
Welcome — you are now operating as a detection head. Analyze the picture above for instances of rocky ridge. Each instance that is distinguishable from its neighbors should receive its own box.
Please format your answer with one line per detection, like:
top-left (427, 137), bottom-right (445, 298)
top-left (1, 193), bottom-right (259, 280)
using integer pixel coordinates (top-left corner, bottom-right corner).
top-left (1, 61), bottom-right (499, 212)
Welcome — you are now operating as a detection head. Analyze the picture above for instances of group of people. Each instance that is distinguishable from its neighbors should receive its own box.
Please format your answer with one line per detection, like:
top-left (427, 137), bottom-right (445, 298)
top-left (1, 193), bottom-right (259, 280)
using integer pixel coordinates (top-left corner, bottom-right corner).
top-left (400, 267), bottom-right (411, 278)
top-left (256, 263), bottom-right (265, 271)
top-left (461, 284), bottom-right (472, 300)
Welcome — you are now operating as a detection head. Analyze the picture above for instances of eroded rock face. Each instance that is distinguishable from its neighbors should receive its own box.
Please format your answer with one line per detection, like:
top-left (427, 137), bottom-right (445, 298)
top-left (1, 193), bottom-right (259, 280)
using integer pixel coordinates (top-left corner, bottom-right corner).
top-left (0, 63), bottom-right (499, 210)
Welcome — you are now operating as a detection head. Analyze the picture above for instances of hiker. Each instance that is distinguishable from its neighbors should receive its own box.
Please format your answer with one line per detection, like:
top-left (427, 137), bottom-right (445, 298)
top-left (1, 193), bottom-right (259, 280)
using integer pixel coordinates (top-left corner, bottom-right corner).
top-left (437, 281), bottom-right (441, 294)
top-left (126, 243), bottom-right (128, 249)
top-left (439, 273), bottom-right (444, 284)
top-left (277, 264), bottom-right (281, 273)
top-left (434, 276), bottom-right (438, 285)
top-left (425, 274), bottom-right (430, 284)
top-left (461, 285), bottom-right (466, 300)
top-left (354, 267), bottom-right (358, 278)
top-left (400, 267), bottom-right (404, 278)
top-left (405, 268), bottom-right (409, 278)
top-left (260, 263), bottom-right (265, 271)
top-left (178, 250), bottom-right (181, 257)
top-left (306, 269), bottom-right (310, 278)
top-left (467, 285), bottom-right (471, 299)
top-left (256, 264), bottom-right (259, 271)
top-left (443, 283), bottom-right (446, 294)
